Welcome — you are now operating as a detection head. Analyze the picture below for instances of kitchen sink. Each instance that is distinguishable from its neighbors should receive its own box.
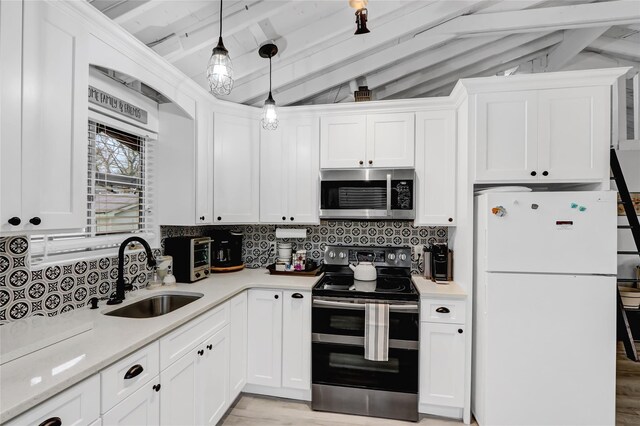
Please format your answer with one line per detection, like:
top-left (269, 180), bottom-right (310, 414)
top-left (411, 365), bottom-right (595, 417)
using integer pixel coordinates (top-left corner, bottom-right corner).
top-left (104, 293), bottom-right (203, 318)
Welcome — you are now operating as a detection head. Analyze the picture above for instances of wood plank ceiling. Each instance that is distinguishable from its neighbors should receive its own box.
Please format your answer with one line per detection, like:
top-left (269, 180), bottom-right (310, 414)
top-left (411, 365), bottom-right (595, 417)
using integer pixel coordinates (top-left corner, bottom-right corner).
top-left (89, 0), bottom-right (640, 106)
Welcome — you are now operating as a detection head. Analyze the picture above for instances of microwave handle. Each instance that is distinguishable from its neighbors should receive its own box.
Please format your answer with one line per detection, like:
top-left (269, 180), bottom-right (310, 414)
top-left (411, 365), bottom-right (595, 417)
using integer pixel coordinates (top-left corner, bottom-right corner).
top-left (386, 173), bottom-right (392, 217)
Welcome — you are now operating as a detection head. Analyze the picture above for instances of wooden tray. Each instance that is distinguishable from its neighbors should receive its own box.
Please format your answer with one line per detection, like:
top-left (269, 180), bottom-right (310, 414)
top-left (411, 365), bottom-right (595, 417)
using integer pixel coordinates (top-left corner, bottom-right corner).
top-left (211, 264), bottom-right (245, 273)
top-left (267, 263), bottom-right (323, 276)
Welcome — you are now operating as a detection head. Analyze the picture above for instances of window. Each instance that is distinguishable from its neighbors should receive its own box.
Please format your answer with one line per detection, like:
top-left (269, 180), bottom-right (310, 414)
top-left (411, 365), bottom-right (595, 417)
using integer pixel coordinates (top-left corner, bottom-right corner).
top-left (30, 119), bottom-right (155, 263)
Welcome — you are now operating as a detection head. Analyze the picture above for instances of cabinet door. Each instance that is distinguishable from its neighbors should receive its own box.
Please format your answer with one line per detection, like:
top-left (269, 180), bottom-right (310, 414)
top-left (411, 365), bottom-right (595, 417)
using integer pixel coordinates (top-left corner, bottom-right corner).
top-left (287, 117), bottom-right (320, 224)
top-left (200, 327), bottom-right (230, 426)
top-left (229, 292), bottom-right (248, 401)
top-left (247, 289), bottom-right (282, 387)
top-left (160, 351), bottom-right (199, 426)
top-left (415, 110), bottom-right (456, 226)
top-left (102, 379), bottom-right (160, 426)
top-left (475, 91), bottom-right (538, 182)
top-left (419, 323), bottom-right (465, 408)
top-left (259, 125), bottom-right (288, 223)
top-left (282, 290), bottom-right (311, 390)
top-left (5, 375), bottom-right (100, 426)
top-left (366, 113), bottom-right (415, 168)
top-left (195, 105), bottom-right (213, 224)
top-left (537, 86), bottom-right (610, 181)
top-left (213, 113), bottom-right (259, 223)
top-left (21, 0), bottom-right (88, 231)
top-left (320, 115), bottom-right (366, 169)
top-left (0, 0), bottom-right (23, 233)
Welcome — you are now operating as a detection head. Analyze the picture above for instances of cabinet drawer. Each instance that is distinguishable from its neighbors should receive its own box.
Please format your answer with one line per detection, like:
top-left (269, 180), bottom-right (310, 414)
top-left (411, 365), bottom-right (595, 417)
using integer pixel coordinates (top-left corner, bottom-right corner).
top-left (101, 341), bottom-right (159, 413)
top-left (421, 299), bottom-right (466, 324)
top-left (160, 302), bottom-right (229, 370)
top-left (5, 374), bottom-right (100, 426)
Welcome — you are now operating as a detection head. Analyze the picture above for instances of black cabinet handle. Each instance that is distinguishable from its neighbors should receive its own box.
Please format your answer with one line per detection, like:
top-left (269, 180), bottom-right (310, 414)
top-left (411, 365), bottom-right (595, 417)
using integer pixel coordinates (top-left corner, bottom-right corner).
top-left (530, 171), bottom-right (537, 176)
top-left (200, 216), bottom-right (205, 221)
top-left (274, 294), bottom-right (279, 299)
top-left (8, 217), bottom-right (20, 226)
top-left (542, 171), bottom-right (549, 176)
top-left (217, 216), bottom-right (222, 221)
top-left (435, 307), bottom-right (450, 314)
top-left (29, 216), bottom-right (41, 225)
top-left (291, 293), bottom-right (304, 299)
top-left (39, 417), bottom-right (61, 426)
top-left (290, 217), bottom-right (294, 221)
top-left (124, 364), bottom-right (144, 380)
top-left (153, 383), bottom-right (161, 392)
top-left (458, 329), bottom-right (463, 334)
top-left (207, 344), bottom-right (213, 350)
top-left (198, 349), bottom-right (204, 356)
top-left (282, 216), bottom-right (286, 220)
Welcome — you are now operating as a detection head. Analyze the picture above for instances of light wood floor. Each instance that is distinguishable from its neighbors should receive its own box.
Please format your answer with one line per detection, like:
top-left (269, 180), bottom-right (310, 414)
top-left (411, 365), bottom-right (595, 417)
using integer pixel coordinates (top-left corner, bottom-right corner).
top-left (221, 394), bottom-right (473, 426)
top-left (221, 345), bottom-right (640, 426)
top-left (617, 342), bottom-right (640, 425)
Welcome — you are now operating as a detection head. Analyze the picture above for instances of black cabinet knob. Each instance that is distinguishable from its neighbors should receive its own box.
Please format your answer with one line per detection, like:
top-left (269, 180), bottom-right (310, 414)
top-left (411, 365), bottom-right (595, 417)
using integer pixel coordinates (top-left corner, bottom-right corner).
top-left (359, 160), bottom-right (364, 165)
top-left (458, 329), bottom-right (463, 334)
top-left (542, 171), bottom-right (549, 176)
top-left (448, 218), bottom-right (453, 223)
top-left (217, 216), bottom-right (222, 221)
top-left (29, 216), bottom-right (41, 225)
top-left (290, 217), bottom-right (294, 221)
top-left (282, 216), bottom-right (286, 220)
top-left (7, 217), bottom-right (20, 226)
top-left (530, 171), bottom-right (537, 176)
top-left (200, 216), bottom-right (205, 221)
top-left (274, 294), bottom-right (279, 299)
top-left (207, 344), bottom-right (213, 350)
top-left (435, 307), bottom-right (450, 314)
top-left (38, 417), bottom-right (61, 426)
top-left (368, 160), bottom-right (373, 165)
top-left (291, 293), bottom-right (304, 299)
top-left (153, 383), bottom-right (161, 392)
top-left (124, 364), bottom-right (144, 380)
top-left (198, 349), bottom-right (204, 356)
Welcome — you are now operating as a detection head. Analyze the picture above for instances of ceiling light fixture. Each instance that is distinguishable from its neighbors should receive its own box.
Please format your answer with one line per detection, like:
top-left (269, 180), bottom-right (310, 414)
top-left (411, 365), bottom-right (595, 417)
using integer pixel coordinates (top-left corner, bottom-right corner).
top-left (207, 0), bottom-right (233, 96)
top-left (259, 42), bottom-right (279, 131)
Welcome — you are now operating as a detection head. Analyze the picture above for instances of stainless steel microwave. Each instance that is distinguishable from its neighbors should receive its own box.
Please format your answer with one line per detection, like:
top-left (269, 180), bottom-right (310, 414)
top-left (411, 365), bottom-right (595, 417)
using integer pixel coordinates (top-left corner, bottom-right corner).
top-left (319, 169), bottom-right (415, 220)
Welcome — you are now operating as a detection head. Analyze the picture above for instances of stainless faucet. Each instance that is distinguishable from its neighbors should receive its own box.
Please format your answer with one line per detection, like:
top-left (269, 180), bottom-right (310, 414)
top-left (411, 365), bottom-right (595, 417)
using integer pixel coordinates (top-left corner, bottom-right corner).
top-left (107, 236), bottom-right (157, 305)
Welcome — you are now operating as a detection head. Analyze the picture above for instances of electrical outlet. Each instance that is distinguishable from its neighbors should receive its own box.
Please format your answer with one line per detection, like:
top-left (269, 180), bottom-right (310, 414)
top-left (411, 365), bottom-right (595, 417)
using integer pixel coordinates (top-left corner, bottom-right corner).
top-left (269, 242), bottom-right (276, 257)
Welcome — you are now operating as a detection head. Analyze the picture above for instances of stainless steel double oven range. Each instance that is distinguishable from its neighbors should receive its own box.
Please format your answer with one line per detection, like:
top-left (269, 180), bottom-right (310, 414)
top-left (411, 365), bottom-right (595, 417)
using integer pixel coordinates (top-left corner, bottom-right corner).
top-left (311, 245), bottom-right (420, 422)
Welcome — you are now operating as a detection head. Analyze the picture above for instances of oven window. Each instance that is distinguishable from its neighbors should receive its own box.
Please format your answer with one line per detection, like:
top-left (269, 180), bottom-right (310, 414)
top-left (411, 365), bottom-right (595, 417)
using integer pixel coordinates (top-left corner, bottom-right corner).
top-left (313, 307), bottom-right (419, 341)
top-left (193, 246), bottom-right (209, 267)
top-left (312, 343), bottom-right (418, 393)
top-left (321, 180), bottom-right (387, 210)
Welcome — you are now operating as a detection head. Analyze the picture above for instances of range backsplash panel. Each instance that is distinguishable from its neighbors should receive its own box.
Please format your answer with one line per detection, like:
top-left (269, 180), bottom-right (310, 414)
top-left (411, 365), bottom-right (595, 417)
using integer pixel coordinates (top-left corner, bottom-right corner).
top-left (161, 220), bottom-right (448, 274)
top-left (0, 236), bottom-right (160, 324)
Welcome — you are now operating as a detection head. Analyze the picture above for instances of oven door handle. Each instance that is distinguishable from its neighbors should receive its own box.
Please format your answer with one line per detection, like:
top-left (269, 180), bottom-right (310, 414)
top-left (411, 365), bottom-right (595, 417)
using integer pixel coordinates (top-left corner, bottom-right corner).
top-left (312, 299), bottom-right (418, 313)
top-left (386, 173), bottom-right (392, 217)
top-left (312, 333), bottom-right (418, 350)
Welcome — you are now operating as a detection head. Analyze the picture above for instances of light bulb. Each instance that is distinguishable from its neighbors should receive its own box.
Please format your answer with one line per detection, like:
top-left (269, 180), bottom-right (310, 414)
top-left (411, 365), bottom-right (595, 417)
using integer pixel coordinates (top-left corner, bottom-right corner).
top-left (261, 94), bottom-right (278, 130)
top-left (207, 40), bottom-right (234, 96)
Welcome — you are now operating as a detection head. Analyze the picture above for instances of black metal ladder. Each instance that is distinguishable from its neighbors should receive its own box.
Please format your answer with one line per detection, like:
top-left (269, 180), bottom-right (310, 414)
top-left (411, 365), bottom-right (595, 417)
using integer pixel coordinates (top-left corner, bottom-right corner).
top-left (610, 148), bottom-right (640, 362)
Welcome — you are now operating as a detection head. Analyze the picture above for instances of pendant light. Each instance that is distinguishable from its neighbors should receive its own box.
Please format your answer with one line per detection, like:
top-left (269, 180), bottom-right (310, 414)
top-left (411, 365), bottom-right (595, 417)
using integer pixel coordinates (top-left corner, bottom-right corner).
top-left (259, 43), bottom-right (278, 131)
top-left (207, 0), bottom-right (233, 96)
top-left (354, 8), bottom-right (370, 35)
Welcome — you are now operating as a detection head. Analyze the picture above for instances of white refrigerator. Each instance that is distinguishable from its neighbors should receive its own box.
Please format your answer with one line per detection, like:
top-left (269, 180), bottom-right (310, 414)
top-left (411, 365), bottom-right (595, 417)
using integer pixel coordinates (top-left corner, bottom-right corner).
top-left (473, 191), bottom-right (618, 426)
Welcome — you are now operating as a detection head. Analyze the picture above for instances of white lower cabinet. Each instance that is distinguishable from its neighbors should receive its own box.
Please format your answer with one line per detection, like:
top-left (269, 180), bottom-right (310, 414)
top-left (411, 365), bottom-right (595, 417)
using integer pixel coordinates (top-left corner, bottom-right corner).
top-left (247, 289), bottom-right (311, 399)
top-left (160, 347), bottom-right (200, 425)
top-left (102, 378), bottom-right (160, 426)
top-left (200, 327), bottom-right (230, 425)
top-left (419, 298), bottom-right (466, 419)
top-left (229, 292), bottom-right (248, 401)
top-left (5, 374), bottom-right (100, 426)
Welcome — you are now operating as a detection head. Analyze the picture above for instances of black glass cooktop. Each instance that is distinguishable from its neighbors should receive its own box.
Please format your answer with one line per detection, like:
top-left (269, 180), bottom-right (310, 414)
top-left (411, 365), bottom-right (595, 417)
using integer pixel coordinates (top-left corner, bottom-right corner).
top-left (313, 269), bottom-right (419, 301)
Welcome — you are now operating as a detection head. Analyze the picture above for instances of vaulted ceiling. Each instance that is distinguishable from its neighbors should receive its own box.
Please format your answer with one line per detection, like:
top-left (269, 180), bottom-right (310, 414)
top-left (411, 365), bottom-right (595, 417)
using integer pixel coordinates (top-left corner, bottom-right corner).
top-left (88, 0), bottom-right (640, 106)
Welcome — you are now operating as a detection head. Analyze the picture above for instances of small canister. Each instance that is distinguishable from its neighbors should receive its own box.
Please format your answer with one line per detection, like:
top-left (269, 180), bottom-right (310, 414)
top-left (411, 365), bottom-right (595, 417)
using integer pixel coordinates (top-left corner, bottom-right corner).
top-left (292, 250), bottom-right (306, 271)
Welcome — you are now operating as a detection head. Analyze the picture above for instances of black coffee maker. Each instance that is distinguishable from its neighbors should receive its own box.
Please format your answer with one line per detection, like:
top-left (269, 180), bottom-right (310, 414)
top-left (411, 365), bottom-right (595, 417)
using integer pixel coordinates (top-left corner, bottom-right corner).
top-left (210, 230), bottom-right (243, 271)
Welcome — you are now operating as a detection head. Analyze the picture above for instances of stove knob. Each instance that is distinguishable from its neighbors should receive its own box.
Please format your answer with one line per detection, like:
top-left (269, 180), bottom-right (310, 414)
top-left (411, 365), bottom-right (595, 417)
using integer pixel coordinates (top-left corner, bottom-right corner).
top-left (399, 253), bottom-right (407, 261)
top-left (338, 252), bottom-right (346, 259)
top-left (195, 272), bottom-right (201, 278)
top-left (328, 251), bottom-right (336, 259)
top-left (387, 253), bottom-right (396, 261)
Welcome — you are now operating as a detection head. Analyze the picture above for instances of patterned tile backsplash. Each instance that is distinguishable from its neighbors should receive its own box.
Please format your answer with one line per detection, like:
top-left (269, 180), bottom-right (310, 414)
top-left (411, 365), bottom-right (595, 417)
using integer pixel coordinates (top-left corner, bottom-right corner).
top-left (0, 221), bottom-right (446, 324)
top-left (0, 236), bottom-right (160, 324)
top-left (161, 220), bottom-right (448, 274)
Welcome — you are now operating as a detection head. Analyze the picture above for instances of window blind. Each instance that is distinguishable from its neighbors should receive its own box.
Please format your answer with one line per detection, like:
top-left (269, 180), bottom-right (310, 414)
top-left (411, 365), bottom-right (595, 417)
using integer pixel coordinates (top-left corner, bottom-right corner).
top-left (30, 120), bottom-right (155, 263)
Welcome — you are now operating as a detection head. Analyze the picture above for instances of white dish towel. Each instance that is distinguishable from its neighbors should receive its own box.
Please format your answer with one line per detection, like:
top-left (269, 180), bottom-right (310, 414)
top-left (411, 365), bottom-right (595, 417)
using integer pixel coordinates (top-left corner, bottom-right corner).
top-left (364, 303), bottom-right (389, 362)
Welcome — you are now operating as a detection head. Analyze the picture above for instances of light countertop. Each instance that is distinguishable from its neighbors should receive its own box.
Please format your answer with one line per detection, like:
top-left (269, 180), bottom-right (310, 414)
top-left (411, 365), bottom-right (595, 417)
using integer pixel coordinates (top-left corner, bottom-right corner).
top-left (0, 268), bottom-right (467, 423)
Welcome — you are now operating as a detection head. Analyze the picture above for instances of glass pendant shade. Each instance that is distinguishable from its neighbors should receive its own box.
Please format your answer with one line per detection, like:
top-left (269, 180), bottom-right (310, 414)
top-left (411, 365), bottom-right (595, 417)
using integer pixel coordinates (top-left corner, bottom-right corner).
top-left (261, 92), bottom-right (278, 130)
top-left (207, 37), bottom-right (234, 96)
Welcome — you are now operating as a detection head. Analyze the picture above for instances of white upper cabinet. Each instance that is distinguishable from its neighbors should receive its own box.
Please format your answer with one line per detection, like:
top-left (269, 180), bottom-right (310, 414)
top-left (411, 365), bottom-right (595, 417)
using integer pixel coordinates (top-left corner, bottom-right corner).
top-left (321, 113), bottom-right (415, 169)
top-left (320, 115), bottom-right (367, 168)
top-left (366, 113), bottom-right (415, 168)
top-left (474, 86), bottom-right (610, 183)
top-left (194, 106), bottom-right (214, 224)
top-left (415, 110), bottom-right (457, 226)
top-left (213, 112), bottom-right (260, 224)
top-left (475, 91), bottom-right (538, 182)
top-left (537, 86), bottom-right (610, 181)
top-left (260, 117), bottom-right (319, 224)
top-left (1, 0), bottom-right (89, 234)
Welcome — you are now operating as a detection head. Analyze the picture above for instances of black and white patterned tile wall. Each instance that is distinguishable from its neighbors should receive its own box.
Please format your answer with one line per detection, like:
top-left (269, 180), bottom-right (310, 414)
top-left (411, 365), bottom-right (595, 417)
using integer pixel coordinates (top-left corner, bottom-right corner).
top-left (0, 236), bottom-right (160, 324)
top-left (161, 220), bottom-right (448, 274)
